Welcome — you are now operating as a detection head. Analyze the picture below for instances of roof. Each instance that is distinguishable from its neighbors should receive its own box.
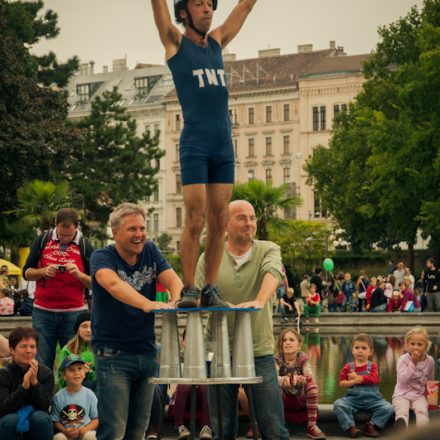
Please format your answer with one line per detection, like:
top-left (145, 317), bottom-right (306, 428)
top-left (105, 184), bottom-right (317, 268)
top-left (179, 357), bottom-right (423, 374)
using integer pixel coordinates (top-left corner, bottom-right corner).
top-left (66, 65), bottom-right (174, 113)
top-left (299, 54), bottom-right (371, 78)
top-left (224, 49), bottom-right (337, 92)
top-left (166, 48), bottom-right (357, 98)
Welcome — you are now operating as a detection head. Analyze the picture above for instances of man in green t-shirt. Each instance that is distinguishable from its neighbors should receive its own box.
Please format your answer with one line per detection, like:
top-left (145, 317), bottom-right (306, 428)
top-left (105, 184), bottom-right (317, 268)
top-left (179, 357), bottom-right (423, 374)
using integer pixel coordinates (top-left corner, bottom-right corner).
top-left (195, 199), bottom-right (289, 439)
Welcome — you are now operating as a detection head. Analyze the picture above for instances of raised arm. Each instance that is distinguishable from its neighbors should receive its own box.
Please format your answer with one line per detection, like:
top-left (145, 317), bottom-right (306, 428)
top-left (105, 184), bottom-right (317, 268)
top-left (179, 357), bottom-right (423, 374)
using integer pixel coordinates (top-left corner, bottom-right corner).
top-left (210, 0), bottom-right (257, 48)
top-left (151, 0), bottom-right (182, 59)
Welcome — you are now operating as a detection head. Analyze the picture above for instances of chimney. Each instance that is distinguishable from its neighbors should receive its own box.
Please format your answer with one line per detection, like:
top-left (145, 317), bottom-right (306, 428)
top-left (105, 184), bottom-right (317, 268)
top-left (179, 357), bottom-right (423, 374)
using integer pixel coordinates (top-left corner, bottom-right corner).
top-left (297, 44), bottom-right (313, 53)
top-left (329, 40), bottom-right (336, 49)
top-left (103, 65), bottom-right (108, 73)
top-left (223, 52), bottom-right (237, 62)
top-left (336, 46), bottom-right (346, 56)
top-left (258, 48), bottom-right (280, 58)
top-left (113, 58), bottom-right (127, 72)
top-left (78, 63), bottom-right (89, 75)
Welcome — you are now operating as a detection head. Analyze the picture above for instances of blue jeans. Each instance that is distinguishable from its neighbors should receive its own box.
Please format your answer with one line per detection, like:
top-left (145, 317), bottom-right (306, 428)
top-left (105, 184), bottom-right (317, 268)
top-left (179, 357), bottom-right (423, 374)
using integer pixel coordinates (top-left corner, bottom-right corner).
top-left (334, 388), bottom-right (394, 431)
top-left (207, 355), bottom-right (289, 440)
top-left (279, 304), bottom-right (296, 319)
top-left (0, 411), bottom-right (53, 440)
top-left (32, 307), bottom-right (82, 369)
top-left (370, 303), bottom-right (387, 313)
top-left (95, 349), bottom-right (157, 440)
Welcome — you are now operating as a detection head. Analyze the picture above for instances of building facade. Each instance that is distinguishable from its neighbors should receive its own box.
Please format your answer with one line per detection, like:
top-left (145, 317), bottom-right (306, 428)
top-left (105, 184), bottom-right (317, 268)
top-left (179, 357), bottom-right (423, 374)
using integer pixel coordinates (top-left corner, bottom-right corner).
top-left (66, 59), bottom-right (174, 240)
top-left (67, 45), bottom-right (369, 250)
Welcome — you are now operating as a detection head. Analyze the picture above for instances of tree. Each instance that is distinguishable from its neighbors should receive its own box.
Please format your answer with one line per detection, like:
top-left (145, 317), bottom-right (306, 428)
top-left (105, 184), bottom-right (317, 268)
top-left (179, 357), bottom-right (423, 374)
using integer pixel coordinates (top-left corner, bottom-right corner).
top-left (0, 0), bottom-right (78, 245)
top-left (305, 0), bottom-right (440, 263)
top-left (269, 220), bottom-right (330, 275)
top-left (232, 179), bottom-right (301, 240)
top-left (153, 233), bottom-right (173, 253)
top-left (7, 180), bottom-right (71, 229)
top-left (4, 180), bottom-right (71, 248)
top-left (62, 88), bottom-right (164, 238)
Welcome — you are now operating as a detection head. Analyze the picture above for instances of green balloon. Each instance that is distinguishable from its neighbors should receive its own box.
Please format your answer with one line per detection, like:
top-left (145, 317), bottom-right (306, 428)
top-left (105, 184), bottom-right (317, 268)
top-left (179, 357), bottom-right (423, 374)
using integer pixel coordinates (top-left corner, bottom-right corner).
top-left (323, 258), bottom-right (334, 272)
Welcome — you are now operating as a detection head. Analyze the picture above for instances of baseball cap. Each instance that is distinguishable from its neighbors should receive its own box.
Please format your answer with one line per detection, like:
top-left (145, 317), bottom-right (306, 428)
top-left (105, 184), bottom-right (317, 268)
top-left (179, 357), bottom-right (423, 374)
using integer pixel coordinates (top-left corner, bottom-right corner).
top-left (60, 354), bottom-right (85, 370)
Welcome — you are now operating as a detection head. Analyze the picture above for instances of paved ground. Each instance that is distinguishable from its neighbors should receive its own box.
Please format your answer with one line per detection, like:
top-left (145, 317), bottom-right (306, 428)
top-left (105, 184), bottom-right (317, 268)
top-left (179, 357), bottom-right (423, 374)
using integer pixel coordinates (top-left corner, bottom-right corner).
top-left (149, 421), bottom-right (396, 439)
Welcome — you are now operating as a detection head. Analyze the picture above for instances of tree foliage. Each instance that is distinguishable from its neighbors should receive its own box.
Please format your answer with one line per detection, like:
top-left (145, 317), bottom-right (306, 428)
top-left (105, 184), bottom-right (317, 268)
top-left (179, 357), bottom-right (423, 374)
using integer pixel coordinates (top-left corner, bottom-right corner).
top-left (0, 0), bottom-right (78, 246)
top-left (305, 0), bottom-right (440, 259)
top-left (232, 179), bottom-right (301, 240)
top-left (62, 88), bottom-right (164, 238)
top-left (4, 180), bottom-right (71, 246)
top-left (269, 220), bottom-right (330, 275)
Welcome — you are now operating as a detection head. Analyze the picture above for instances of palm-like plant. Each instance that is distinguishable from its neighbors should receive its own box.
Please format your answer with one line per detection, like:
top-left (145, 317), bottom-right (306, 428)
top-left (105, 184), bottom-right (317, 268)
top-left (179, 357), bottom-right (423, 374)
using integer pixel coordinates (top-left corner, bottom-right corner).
top-left (5, 180), bottom-right (72, 239)
top-left (232, 179), bottom-right (302, 240)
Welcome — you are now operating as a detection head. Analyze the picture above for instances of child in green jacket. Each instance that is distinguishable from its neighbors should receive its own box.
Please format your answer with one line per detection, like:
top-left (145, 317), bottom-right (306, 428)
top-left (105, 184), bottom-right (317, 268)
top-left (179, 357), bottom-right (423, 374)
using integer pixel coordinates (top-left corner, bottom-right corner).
top-left (58, 312), bottom-right (95, 391)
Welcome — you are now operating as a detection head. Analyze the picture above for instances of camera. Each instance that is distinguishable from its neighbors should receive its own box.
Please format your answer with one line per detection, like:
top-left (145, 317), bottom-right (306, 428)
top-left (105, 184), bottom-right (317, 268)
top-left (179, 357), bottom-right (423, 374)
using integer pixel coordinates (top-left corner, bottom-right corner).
top-left (57, 265), bottom-right (66, 273)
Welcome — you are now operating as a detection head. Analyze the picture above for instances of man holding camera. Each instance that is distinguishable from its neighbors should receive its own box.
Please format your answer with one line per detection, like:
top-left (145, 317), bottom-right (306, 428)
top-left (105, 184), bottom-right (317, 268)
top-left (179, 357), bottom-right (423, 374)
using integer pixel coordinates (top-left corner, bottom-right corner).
top-left (23, 208), bottom-right (93, 369)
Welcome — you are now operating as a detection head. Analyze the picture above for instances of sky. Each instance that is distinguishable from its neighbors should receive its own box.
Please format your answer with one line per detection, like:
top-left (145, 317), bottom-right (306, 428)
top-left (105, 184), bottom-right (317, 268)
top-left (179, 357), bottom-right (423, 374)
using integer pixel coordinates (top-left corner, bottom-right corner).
top-left (32, 0), bottom-right (424, 73)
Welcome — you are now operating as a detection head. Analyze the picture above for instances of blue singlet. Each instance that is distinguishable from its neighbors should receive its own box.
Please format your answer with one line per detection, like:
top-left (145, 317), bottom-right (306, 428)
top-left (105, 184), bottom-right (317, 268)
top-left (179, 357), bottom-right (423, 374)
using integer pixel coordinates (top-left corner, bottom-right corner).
top-left (168, 35), bottom-right (234, 185)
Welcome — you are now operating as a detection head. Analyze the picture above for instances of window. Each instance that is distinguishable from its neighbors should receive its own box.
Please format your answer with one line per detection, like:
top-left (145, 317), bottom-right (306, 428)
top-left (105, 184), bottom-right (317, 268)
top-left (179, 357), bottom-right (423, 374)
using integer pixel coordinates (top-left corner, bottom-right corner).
top-left (76, 82), bottom-right (102, 103)
top-left (312, 106), bottom-right (326, 131)
top-left (175, 143), bottom-right (180, 159)
top-left (248, 107), bottom-right (255, 125)
top-left (265, 137), bottom-right (272, 156)
top-left (265, 168), bottom-right (272, 183)
top-left (283, 104), bottom-right (290, 121)
top-left (248, 169), bottom-right (255, 181)
top-left (248, 138), bottom-right (255, 157)
top-left (154, 124), bottom-right (160, 135)
top-left (153, 188), bottom-right (159, 202)
top-left (313, 106), bottom-right (319, 131)
top-left (265, 105), bottom-right (272, 123)
top-left (155, 159), bottom-right (160, 170)
top-left (334, 103), bottom-right (348, 118)
top-left (175, 114), bottom-right (181, 131)
top-left (153, 213), bottom-right (159, 233)
top-left (314, 191), bottom-right (327, 218)
top-left (234, 139), bottom-right (238, 158)
top-left (320, 106), bottom-right (326, 130)
top-left (134, 75), bottom-right (161, 97)
top-left (176, 207), bottom-right (182, 228)
top-left (229, 108), bottom-right (238, 125)
top-left (283, 135), bottom-right (290, 154)
top-left (145, 124), bottom-right (151, 133)
top-left (283, 167), bottom-right (290, 183)
top-left (176, 173), bottom-right (182, 194)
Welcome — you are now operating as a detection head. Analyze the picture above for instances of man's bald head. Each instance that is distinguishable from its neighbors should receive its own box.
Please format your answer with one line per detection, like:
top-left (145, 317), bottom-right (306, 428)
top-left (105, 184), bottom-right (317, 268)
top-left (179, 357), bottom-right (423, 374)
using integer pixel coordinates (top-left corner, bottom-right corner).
top-left (227, 200), bottom-right (257, 246)
top-left (228, 200), bottom-right (255, 215)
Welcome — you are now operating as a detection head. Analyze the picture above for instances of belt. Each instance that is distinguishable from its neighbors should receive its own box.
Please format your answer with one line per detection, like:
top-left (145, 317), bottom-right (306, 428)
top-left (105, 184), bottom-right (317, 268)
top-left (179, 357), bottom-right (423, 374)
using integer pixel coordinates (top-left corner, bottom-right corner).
top-left (96, 348), bottom-right (120, 356)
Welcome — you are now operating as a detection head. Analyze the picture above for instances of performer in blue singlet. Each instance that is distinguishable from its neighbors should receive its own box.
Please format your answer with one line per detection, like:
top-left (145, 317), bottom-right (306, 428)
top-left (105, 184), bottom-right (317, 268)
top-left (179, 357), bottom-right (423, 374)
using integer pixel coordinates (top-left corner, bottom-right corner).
top-left (152, 0), bottom-right (257, 308)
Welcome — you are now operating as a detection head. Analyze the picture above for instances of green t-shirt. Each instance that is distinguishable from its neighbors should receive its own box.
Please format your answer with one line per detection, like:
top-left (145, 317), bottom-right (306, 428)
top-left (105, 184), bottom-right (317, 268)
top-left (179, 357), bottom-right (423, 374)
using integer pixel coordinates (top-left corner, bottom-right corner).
top-left (195, 240), bottom-right (283, 357)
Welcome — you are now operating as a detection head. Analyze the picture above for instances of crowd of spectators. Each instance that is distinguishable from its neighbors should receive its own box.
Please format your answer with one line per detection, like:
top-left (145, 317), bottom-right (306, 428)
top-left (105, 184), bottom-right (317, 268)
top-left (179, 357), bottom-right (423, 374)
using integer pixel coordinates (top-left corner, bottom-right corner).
top-left (275, 258), bottom-right (440, 319)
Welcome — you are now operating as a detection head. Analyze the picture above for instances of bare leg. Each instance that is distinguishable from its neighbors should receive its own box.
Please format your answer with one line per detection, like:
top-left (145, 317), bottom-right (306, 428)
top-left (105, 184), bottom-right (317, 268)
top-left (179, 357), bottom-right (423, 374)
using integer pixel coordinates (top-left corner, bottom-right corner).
top-left (204, 183), bottom-right (233, 285)
top-left (180, 184), bottom-right (206, 287)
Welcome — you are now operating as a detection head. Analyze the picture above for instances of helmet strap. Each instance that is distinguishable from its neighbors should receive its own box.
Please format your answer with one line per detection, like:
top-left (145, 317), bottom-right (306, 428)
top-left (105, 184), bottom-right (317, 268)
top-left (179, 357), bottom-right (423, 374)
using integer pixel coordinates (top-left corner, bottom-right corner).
top-left (185, 6), bottom-right (207, 38)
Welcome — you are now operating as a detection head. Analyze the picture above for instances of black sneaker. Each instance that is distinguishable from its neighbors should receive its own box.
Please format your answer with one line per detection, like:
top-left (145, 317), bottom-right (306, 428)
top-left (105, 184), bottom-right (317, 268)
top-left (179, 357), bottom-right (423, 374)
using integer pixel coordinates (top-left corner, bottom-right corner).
top-left (200, 285), bottom-right (229, 308)
top-left (176, 287), bottom-right (200, 308)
